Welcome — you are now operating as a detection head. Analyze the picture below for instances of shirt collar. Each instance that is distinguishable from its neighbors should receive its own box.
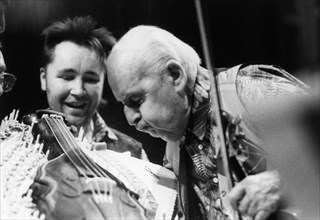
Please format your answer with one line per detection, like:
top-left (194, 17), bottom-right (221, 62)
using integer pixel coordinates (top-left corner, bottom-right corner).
top-left (185, 66), bottom-right (211, 141)
top-left (92, 112), bottom-right (118, 142)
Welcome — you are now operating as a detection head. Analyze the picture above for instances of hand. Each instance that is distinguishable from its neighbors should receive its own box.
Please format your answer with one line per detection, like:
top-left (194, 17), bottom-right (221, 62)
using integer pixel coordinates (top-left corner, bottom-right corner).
top-left (228, 171), bottom-right (280, 220)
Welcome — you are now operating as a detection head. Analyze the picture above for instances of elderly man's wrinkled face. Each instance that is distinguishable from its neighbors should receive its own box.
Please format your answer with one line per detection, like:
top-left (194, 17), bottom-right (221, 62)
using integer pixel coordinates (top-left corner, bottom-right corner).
top-left (107, 61), bottom-right (190, 142)
top-left (40, 41), bottom-right (105, 129)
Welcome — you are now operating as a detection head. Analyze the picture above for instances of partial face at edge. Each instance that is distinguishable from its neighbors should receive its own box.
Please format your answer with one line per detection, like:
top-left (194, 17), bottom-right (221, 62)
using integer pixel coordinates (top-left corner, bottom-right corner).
top-left (107, 58), bottom-right (190, 142)
top-left (40, 41), bottom-right (105, 128)
top-left (0, 0), bottom-right (8, 96)
top-left (0, 51), bottom-right (5, 96)
top-left (0, 0), bottom-right (9, 33)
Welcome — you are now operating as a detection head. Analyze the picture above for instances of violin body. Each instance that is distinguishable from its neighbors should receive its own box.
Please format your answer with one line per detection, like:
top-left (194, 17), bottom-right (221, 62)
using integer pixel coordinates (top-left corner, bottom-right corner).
top-left (31, 153), bottom-right (147, 220)
top-left (28, 111), bottom-right (149, 220)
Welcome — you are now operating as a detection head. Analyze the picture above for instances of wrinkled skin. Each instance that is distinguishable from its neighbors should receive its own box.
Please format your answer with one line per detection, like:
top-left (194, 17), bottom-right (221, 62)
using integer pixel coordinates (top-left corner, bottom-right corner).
top-left (229, 171), bottom-right (281, 220)
top-left (107, 59), bottom-right (190, 143)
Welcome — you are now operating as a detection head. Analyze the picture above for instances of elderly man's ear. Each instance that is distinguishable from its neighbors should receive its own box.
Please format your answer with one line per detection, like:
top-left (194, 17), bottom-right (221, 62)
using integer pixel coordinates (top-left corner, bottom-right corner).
top-left (165, 60), bottom-right (187, 92)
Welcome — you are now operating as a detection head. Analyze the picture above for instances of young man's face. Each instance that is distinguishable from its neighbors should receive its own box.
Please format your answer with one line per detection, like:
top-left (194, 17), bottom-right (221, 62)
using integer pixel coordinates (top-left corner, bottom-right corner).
top-left (40, 41), bottom-right (105, 128)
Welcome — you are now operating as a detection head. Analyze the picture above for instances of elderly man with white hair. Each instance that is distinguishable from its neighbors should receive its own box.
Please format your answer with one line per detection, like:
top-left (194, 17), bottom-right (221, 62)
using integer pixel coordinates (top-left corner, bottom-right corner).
top-left (106, 25), bottom-right (307, 220)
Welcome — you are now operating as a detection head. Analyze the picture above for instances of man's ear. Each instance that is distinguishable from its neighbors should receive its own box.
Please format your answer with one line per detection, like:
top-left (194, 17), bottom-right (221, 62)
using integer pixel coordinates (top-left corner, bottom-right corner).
top-left (166, 60), bottom-right (187, 92)
top-left (39, 67), bottom-right (47, 91)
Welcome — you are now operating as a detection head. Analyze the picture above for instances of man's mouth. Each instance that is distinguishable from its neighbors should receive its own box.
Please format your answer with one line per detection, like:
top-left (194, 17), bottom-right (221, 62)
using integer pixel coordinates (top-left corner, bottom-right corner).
top-left (65, 102), bottom-right (86, 109)
top-left (136, 126), bottom-right (149, 135)
top-left (137, 125), bottom-right (158, 136)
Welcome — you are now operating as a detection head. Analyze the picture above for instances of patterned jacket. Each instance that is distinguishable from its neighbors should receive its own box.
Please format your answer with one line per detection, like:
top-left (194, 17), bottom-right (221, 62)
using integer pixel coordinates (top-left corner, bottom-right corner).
top-left (164, 64), bottom-right (307, 220)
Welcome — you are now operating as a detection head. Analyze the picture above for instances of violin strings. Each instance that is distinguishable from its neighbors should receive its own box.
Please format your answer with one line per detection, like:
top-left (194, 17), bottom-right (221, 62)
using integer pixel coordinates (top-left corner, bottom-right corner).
top-left (47, 117), bottom-right (106, 203)
top-left (43, 115), bottom-right (136, 205)
top-left (43, 117), bottom-right (88, 178)
top-left (50, 117), bottom-right (113, 203)
top-left (48, 117), bottom-right (114, 211)
top-left (54, 118), bottom-right (109, 178)
top-left (56, 118), bottom-right (130, 190)
top-left (56, 119), bottom-right (118, 203)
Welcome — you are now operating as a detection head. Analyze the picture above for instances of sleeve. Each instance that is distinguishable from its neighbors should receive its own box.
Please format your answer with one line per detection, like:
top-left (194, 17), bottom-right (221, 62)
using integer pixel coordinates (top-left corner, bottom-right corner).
top-left (232, 64), bottom-right (310, 171)
top-left (236, 64), bottom-right (309, 114)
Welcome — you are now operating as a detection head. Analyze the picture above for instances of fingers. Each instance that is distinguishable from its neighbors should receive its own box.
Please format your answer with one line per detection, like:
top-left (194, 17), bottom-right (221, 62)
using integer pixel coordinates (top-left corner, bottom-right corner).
top-left (247, 198), bottom-right (259, 217)
top-left (228, 173), bottom-right (280, 219)
top-left (237, 193), bottom-right (251, 214)
top-left (237, 186), bottom-right (260, 217)
top-left (254, 209), bottom-right (271, 220)
top-left (228, 182), bottom-right (245, 210)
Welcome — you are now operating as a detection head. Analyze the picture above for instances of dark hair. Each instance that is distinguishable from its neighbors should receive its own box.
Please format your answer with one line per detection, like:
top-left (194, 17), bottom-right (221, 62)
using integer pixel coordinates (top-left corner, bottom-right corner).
top-left (41, 16), bottom-right (116, 69)
top-left (0, 0), bottom-right (10, 6)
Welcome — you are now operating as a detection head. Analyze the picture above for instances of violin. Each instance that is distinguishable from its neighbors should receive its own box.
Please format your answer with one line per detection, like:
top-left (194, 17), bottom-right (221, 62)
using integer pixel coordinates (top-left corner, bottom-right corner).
top-left (26, 111), bottom-right (152, 220)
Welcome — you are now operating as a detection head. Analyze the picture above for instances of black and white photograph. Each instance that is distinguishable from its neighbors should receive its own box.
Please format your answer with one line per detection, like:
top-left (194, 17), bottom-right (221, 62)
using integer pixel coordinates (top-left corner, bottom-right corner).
top-left (1, 0), bottom-right (319, 219)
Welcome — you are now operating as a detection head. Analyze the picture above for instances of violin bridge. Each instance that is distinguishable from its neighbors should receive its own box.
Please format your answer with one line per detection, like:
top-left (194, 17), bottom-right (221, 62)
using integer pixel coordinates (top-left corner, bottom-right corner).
top-left (85, 177), bottom-right (116, 204)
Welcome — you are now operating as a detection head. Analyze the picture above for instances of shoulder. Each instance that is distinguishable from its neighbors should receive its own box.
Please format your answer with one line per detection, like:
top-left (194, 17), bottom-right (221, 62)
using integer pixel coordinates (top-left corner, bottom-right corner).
top-left (234, 64), bottom-right (308, 105)
top-left (237, 64), bottom-right (308, 90)
top-left (215, 64), bottom-right (310, 137)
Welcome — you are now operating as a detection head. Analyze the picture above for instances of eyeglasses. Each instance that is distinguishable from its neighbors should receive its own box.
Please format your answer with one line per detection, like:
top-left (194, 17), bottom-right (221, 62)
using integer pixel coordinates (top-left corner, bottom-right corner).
top-left (0, 72), bottom-right (16, 92)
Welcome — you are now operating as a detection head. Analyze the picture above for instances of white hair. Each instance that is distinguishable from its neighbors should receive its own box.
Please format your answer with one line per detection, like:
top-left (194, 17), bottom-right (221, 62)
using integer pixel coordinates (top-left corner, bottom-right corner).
top-left (107, 25), bottom-right (201, 88)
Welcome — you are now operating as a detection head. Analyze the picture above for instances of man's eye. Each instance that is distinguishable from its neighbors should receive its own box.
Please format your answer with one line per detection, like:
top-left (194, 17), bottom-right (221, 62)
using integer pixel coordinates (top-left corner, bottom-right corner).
top-left (59, 72), bottom-right (75, 80)
top-left (61, 75), bottom-right (74, 80)
top-left (129, 97), bottom-right (142, 108)
top-left (84, 76), bottom-right (100, 83)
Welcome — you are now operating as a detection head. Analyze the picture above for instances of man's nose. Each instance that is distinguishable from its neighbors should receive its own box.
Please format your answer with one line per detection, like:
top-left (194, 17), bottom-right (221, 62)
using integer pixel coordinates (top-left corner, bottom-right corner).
top-left (124, 105), bottom-right (141, 126)
top-left (70, 79), bottom-right (86, 96)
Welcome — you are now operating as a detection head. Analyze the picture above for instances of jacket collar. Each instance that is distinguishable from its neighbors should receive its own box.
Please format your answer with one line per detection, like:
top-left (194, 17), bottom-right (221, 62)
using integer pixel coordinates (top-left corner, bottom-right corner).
top-left (185, 66), bottom-right (211, 142)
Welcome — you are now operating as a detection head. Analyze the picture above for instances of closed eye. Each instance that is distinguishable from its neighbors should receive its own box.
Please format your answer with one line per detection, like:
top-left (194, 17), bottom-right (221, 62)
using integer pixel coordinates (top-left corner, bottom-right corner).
top-left (127, 96), bottom-right (143, 109)
top-left (58, 69), bottom-right (76, 81)
top-left (83, 74), bottom-right (101, 83)
top-left (60, 74), bottom-right (75, 81)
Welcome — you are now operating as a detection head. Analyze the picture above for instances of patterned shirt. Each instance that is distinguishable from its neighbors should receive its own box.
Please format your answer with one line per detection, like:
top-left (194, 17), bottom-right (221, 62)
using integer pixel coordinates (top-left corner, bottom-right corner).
top-left (178, 64), bottom-right (307, 220)
top-left (91, 112), bottom-right (148, 160)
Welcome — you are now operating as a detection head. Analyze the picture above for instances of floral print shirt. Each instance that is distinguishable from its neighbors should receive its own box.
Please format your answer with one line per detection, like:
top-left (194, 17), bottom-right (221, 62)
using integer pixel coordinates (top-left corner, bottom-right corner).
top-left (178, 64), bottom-right (307, 220)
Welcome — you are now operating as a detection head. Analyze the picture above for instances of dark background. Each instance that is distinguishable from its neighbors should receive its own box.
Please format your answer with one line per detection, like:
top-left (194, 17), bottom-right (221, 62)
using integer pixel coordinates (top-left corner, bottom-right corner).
top-left (0, 0), bottom-right (319, 164)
